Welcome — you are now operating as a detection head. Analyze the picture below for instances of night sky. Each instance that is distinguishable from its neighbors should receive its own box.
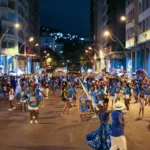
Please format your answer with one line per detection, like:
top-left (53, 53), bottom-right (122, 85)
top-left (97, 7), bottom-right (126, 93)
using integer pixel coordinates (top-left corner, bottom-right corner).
top-left (40, 0), bottom-right (89, 37)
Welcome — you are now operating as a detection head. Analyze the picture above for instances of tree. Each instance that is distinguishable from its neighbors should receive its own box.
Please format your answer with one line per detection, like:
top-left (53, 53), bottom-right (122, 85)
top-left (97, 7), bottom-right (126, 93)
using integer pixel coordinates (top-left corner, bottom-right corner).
top-left (80, 55), bottom-right (92, 71)
top-left (63, 41), bottom-right (85, 63)
top-left (40, 47), bottom-right (61, 70)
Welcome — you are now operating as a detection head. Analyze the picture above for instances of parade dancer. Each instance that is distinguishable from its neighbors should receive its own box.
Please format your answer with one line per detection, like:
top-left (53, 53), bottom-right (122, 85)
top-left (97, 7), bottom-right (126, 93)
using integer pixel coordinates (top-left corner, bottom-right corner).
top-left (8, 85), bottom-right (16, 111)
top-left (110, 84), bottom-right (115, 106)
top-left (145, 86), bottom-right (150, 106)
top-left (35, 84), bottom-right (46, 107)
top-left (133, 81), bottom-right (140, 103)
top-left (69, 83), bottom-right (77, 107)
top-left (15, 82), bottom-right (21, 104)
top-left (20, 86), bottom-right (28, 112)
top-left (86, 101), bottom-right (111, 150)
top-left (137, 92), bottom-right (145, 119)
top-left (61, 86), bottom-right (70, 116)
top-left (110, 102), bottom-right (127, 150)
top-left (114, 83), bottom-right (121, 102)
top-left (123, 83), bottom-right (131, 111)
top-left (79, 96), bottom-right (88, 123)
top-left (28, 89), bottom-right (40, 124)
top-left (39, 84), bottom-right (45, 108)
top-left (45, 80), bottom-right (49, 99)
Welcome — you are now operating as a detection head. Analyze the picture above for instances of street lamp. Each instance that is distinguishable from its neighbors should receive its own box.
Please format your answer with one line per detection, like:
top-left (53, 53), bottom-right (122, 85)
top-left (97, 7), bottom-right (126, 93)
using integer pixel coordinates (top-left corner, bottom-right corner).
top-left (19, 37), bottom-right (35, 54)
top-left (35, 43), bottom-right (39, 47)
top-left (89, 47), bottom-right (99, 55)
top-left (0, 23), bottom-right (20, 45)
top-left (120, 16), bottom-right (127, 21)
top-left (88, 46), bottom-right (92, 50)
top-left (29, 37), bottom-right (34, 42)
top-left (104, 31), bottom-right (110, 37)
top-left (14, 23), bottom-right (20, 29)
top-left (85, 50), bottom-right (89, 53)
top-left (120, 15), bottom-right (147, 40)
top-left (104, 30), bottom-right (126, 51)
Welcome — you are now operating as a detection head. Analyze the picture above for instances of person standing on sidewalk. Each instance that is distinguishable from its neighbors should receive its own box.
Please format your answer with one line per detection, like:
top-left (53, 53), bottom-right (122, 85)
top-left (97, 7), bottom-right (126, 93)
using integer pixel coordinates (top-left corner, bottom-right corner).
top-left (110, 102), bottom-right (127, 150)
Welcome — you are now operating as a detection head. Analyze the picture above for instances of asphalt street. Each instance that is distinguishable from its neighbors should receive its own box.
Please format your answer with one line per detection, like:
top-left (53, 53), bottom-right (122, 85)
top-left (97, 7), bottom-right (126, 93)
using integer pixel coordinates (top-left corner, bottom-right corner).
top-left (0, 89), bottom-right (150, 150)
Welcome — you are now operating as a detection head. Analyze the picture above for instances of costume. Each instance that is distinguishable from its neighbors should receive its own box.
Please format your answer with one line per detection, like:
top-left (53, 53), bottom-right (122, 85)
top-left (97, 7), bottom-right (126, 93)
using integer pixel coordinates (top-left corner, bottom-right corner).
top-left (86, 111), bottom-right (111, 150)
top-left (110, 102), bottom-right (127, 150)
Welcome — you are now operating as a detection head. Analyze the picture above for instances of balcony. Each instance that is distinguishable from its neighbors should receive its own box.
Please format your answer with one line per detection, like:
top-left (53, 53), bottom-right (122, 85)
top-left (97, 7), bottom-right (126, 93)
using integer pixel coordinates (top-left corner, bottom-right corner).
top-left (8, 1), bottom-right (15, 9)
top-left (0, 1), bottom-right (7, 7)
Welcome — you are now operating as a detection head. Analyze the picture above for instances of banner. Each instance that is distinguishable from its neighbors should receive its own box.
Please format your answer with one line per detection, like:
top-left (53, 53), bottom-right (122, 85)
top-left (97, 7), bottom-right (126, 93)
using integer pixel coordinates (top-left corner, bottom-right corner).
top-left (79, 79), bottom-right (98, 110)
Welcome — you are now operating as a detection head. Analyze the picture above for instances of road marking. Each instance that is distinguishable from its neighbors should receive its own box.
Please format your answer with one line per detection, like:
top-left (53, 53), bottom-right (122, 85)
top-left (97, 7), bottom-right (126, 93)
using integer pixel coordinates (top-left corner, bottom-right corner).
top-left (70, 132), bottom-right (73, 143)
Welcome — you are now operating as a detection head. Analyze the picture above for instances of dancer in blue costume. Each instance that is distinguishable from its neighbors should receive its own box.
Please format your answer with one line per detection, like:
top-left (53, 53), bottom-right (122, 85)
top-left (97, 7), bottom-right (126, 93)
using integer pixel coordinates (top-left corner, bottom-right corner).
top-left (86, 101), bottom-right (111, 150)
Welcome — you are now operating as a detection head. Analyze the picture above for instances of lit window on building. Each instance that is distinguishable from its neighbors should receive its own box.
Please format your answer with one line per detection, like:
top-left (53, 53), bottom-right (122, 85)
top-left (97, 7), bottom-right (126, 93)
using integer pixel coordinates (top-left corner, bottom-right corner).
top-left (80, 38), bottom-right (85, 41)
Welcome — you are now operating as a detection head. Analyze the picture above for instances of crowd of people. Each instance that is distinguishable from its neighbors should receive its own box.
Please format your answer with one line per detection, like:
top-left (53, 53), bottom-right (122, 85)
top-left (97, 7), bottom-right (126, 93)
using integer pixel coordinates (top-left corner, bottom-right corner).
top-left (0, 73), bottom-right (150, 149)
top-left (59, 73), bottom-right (150, 150)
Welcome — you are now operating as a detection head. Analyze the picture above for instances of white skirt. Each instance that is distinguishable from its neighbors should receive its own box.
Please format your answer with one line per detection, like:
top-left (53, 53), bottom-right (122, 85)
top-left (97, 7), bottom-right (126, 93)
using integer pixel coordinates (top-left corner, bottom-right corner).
top-left (115, 93), bottom-right (120, 99)
top-left (139, 99), bottom-right (145, 108)
top-left (20, 98), bottom-right (27, 103)
top-left (124, 94), bottom-right (130, 99)
top-left (28, 105), bottom-right (39, 110)
top-left (9, 95), bottom-right (14, 101)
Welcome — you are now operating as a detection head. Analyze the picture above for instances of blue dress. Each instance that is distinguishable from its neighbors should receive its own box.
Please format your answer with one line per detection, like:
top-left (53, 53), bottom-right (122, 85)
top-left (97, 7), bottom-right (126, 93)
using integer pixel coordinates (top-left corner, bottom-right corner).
top-left (86, 111), bottom-right (111, 150)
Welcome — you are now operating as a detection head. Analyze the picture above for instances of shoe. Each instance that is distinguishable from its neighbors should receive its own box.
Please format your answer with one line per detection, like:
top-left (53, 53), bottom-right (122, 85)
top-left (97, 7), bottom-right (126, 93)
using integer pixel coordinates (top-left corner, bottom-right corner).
top-left (8, 109), bottom-right (13, 111)
top-left (33, 116), bottom-right (35, 119)
top-left (61, 114), bottom-right (65, 116)
top-left (30, 120), bottom-right (33, 124)
top-left (12, 107), bottom-right (16, 110)
top-left (35, 120), bottom-right (38, 124)
top-left (92, 115), bottom-right (98, 119)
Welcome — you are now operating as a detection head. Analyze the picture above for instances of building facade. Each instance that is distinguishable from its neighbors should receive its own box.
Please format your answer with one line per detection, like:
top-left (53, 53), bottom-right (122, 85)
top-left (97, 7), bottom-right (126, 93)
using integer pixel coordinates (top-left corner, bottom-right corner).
top-left (90, 0), bottom-right (126, 73)
top-left (126, 0), bottom-right (150, 75)
top-left (0, 0), bottom-right (40, 74)
top-left (40, 36), bottom-right (56, 51)
top-left (55, 42), bottom-right (64, 55)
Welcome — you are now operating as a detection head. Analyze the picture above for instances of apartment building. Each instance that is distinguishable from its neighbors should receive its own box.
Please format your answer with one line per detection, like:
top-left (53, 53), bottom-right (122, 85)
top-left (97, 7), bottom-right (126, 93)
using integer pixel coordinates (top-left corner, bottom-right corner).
top-left (0, 0), bottom-right (40, 74)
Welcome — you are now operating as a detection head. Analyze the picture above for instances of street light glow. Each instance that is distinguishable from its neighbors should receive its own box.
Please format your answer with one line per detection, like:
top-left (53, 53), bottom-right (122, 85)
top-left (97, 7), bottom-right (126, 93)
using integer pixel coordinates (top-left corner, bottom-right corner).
top-left (120, 16), bottom-right (126, 21)
top-left (88, 46), bottom-right (92, 50)
top-left (29, 37), bottom-right (34, 42)
top-left (104, 31), bottom-right (110, 36)
top-left (14, 23), bottom-right (20, 29)
top-left (35, 43), bottom-right (39, 47)
top-left (85, 50), bottom-right (88, 53)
